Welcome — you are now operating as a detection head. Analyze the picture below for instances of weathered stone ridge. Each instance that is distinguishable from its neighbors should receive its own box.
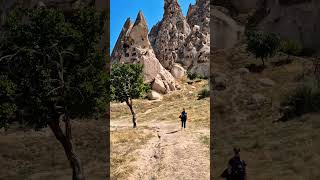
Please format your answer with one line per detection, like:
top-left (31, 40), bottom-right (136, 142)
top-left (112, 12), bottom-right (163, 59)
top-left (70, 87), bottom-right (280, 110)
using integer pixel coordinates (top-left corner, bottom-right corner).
top-left (111, 11), bottom-right (176, 95)
top-left (149, 0), bottom-right (210, 77)
top-left (149, 0), bottom-right (191, 70)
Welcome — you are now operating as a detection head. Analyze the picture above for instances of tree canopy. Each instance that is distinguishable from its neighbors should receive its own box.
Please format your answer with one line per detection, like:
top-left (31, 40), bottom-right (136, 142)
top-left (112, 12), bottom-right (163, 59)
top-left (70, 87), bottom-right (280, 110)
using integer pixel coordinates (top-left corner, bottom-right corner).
top-left (0, 7), bottom-right (109, 180)
top-left (110, 63), bottom-right (149, 127)
top-left (246, 31), bottom-right (280, 66)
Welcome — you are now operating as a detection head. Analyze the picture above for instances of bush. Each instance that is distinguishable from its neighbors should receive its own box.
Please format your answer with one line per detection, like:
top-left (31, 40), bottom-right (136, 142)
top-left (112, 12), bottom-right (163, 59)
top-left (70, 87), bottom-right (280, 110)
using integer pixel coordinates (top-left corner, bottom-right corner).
top-left (280, 81), bottom-right (320, 121)
top-left (198, 85), bottom-right (210, 100)
top-left (187, 72), bottom-right (207, 80)
top-left (246, 31), bottom-right (281, 66)
top-left (280, 39), bottom-right (302, 56)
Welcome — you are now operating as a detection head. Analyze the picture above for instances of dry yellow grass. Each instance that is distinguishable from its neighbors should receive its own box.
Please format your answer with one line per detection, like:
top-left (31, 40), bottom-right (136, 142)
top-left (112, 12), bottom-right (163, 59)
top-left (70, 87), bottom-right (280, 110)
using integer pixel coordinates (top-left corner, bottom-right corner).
top-left (110, 79), bottom-right (210, 179)
top-left (111, 128), bottom-right (153, 179)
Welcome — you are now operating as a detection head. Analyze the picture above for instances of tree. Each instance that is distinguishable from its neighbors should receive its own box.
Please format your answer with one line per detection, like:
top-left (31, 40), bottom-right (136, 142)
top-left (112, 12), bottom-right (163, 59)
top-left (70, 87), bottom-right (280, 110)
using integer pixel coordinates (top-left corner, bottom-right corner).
top-left (110, 63), bottom-right (149, 128)
top-left (246, 31), bottom-right (280, 66)
top-left (280, 39), bottom-right (302, 60)
top-left (0, 8), bottom-right (109, 180)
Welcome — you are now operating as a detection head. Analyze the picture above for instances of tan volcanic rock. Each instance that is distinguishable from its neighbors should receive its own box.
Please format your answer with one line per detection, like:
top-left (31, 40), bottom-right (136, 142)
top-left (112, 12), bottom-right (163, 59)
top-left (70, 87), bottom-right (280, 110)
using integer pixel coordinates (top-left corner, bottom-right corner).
top-left (111, 11), bottom-right (176, 94)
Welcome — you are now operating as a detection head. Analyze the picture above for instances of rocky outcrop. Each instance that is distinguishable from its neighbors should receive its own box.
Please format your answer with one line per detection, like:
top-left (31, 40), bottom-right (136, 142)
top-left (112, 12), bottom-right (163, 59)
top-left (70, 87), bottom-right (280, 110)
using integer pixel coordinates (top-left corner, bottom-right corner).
top-left (187, 0), bottom-right (210, 34)
top-left (258, 0), bottom-right (320, 52)
top-left (111, 11), bottom-right (176, 94)
top-left (230, 0), bottom-right (262, 13)
top-left (149, 0), bottom-right (191, 70)
top-left (211, 6), bottom-right (245, 49)
top-left (212, 0), bottom-right (320, 52)
top-left (149, 0), bottom-right (210, 77)
top-left (179, 0), bottom-right (210, 77)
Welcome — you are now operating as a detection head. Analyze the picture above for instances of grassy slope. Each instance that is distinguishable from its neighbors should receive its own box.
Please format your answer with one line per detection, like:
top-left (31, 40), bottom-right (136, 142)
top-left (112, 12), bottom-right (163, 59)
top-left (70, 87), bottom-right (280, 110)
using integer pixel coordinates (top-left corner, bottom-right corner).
top-left (211, 46), bottom-right (320, 179)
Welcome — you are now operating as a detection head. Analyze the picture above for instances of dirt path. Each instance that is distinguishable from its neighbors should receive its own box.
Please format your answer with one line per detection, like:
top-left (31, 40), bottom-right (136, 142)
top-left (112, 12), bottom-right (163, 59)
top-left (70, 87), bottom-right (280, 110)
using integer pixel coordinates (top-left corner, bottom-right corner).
top-left (111, 118), bottom-right (210, 180)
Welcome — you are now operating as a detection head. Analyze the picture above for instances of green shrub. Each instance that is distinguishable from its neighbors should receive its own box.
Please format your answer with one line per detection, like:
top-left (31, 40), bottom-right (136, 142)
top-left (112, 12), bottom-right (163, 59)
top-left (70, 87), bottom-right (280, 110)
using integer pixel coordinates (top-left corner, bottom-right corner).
top-left (280, 39), bottom-right (302, 56)
top-left (187, 72), bottom-right (207, 80)
top-left (280, 81), bottom-right (320, 120)
top-left (198, 85), bottom-right (210, 100)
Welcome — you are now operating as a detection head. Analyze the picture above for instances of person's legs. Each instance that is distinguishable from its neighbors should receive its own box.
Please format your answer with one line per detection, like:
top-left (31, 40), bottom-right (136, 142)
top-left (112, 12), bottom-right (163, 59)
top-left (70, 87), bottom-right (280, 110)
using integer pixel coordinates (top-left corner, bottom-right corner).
top-left (181, 121), bottom-right (183, 129)
top-left (183, 120), bottom-right (186, 128)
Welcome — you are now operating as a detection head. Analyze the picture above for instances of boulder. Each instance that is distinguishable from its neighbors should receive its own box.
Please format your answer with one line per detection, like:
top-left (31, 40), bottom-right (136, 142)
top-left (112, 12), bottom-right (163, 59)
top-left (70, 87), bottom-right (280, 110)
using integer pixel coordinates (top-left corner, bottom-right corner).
top-left (171, 63), bottom-right (186, 79)
top-left (148, 90), bottom-right (163, 100)
top-left (259, 78), bottom-right (275, 87)
top-left (248, 93), bottom-right (267, 110)
top-left (152, 77), bottom-right (166, 94)
top-left (237, 68), bottom-right (250, 75)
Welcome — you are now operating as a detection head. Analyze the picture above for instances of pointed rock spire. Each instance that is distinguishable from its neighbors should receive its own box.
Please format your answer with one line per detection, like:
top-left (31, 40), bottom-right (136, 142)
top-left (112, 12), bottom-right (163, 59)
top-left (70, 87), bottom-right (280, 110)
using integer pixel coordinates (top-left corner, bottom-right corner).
top-left (148, 0), bottom-right (191, 70)
top-left (134, 10), bottom-right (147, 28)
top-left (111, 11), bottom-right (177, 94)
top-left (111, 18), bottom-right (133, 61)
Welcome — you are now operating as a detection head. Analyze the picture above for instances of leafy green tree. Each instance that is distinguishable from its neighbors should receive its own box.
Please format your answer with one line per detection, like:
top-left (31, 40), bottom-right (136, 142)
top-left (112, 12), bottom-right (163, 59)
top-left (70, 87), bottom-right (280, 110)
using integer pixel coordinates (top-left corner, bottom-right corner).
top-left (280, 39), bottom-right (302, 60)
top-left (246, 31), bottom-right (281, 66)
top-left (110, 63), bottom-right (149, 128)
top-left (0, 8), bottom-right (109, 180)
top-left (0, 75), bottom-right (16, 130)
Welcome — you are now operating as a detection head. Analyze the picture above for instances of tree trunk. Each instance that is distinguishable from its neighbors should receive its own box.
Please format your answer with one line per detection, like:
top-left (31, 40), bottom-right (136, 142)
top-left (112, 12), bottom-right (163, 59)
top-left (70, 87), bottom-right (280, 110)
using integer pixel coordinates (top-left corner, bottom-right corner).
top-left (48, 119), bottom-right (85, 180)
top-left (126, 99), bottom-right (137, 128)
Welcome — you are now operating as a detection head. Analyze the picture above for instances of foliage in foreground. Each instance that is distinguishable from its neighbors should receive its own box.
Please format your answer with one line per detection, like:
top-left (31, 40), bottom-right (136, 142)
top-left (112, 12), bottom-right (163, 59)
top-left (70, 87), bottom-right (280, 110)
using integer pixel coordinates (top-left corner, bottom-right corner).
top-left (0, 7), bottom-right (108, 180)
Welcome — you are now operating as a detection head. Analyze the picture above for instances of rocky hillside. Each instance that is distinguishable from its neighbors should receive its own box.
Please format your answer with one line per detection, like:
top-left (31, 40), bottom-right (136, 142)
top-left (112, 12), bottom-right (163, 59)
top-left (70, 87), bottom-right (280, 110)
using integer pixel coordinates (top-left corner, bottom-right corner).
top-left (112, 0), bottom-right (210, 98)
top-left (149, 0), bottom-right (210, 77)
top-left (211, 2), bottom-right (320, 179)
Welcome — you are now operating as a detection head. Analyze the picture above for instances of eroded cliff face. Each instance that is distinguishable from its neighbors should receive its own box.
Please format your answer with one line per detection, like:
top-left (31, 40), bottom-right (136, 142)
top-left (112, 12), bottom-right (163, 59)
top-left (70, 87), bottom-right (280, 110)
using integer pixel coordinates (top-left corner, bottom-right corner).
top-left (111, 12), bottom-right (176, 94)
top-left (148, 0), bottom-right (210, 77)
top-left (180, 0), bottom-right (210, 77)
top-left (212, 0), bottom-right (320, 52)
top-left (149, 0), bottom-right (191, 70)
top-left (211, 6), bottom-right (244, 50)
top-left (258, 0), bottom-right (320, 51)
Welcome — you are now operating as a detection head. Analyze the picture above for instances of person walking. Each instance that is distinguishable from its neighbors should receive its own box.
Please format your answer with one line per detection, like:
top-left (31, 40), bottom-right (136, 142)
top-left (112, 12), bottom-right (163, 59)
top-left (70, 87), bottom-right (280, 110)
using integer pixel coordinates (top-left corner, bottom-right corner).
top-left (179, 108), bottom-right (187, 130)
top-left (221, 147), bottom-right (247, 180)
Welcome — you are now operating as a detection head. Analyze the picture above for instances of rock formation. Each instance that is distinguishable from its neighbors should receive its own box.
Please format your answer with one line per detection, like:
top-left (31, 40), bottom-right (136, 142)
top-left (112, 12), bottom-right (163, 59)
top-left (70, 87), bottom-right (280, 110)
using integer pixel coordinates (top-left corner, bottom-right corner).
top-left (212, 0), bottom-right (320, 52)
top-left (211, 6), bottom-right (244, 49)
top-left (187, 0), bottom-right (210, 34)
top-left (180, 0), bottom-right (210, 77)
top-left (149, 0), bottom-right (191, 70)
top-left (111, 11), bottom-right (176, 94)
top-left (149, 0), bottom-right (210, 77)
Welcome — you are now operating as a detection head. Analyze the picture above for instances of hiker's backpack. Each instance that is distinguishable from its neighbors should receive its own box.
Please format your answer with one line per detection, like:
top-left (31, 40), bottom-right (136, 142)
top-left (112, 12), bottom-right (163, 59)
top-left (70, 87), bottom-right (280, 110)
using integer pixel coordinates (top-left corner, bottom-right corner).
top-left (230, 159), bottom-right (246, 179)
top-left (181, 112), bottom-right (187, 121)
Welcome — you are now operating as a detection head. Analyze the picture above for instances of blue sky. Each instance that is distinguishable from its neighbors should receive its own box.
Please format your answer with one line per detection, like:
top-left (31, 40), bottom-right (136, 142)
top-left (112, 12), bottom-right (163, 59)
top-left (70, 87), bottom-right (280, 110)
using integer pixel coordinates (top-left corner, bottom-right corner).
top-left (110, 0), bottom-right (196, 52)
